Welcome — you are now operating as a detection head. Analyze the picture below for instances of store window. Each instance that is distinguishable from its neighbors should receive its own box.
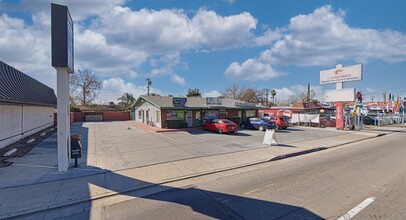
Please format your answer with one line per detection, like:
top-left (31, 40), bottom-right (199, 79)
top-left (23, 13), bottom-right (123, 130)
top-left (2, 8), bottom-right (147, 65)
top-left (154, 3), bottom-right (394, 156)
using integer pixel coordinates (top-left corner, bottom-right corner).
top-left (138, 110), bottom-right (142, 119)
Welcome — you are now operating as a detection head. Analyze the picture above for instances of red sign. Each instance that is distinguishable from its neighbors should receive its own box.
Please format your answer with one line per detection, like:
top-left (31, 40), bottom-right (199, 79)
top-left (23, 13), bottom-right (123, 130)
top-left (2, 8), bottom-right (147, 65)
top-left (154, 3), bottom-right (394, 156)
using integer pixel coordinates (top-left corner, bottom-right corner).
top-left (335, 102), bottom-right (343, 129)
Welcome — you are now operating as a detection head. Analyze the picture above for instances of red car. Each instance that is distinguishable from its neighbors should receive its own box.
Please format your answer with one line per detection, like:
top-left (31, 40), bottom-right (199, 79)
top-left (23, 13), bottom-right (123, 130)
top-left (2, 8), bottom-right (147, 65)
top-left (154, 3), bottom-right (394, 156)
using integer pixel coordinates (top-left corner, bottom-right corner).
top-left (268, 117), bottom-right (289, 130)
top-left (202, 119), bottom-right (238, 134)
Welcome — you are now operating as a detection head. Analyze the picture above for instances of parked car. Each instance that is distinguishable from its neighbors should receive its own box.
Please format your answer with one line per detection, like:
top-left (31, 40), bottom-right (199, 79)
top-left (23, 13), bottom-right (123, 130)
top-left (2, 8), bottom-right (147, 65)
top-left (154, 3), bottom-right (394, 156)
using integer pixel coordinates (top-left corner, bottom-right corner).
top-left (265, 117), bottom-right (289, 130)
top-left (363, 115), bottom-right (375, 125)
top-left (240, 117), bottom-right (277, 131)
top-left (319, 117), bottom-right (336, 128)
top-left (202, 119), bottom-right (238, 134)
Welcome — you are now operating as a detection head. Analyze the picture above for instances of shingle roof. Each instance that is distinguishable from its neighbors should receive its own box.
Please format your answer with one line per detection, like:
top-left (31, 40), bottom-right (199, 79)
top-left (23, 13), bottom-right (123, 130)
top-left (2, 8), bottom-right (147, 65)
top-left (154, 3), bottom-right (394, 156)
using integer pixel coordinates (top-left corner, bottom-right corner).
top-left (135, 95), bottom-right (262, 109)
top-left (0, 61), bottom-right (57, 107)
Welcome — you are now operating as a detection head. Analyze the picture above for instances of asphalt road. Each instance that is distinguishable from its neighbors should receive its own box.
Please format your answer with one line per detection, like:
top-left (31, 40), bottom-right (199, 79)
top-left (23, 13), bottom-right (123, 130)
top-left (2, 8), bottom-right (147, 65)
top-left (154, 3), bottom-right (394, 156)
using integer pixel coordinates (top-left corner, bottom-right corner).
top-left (18, 130), bottom-right (406, 220)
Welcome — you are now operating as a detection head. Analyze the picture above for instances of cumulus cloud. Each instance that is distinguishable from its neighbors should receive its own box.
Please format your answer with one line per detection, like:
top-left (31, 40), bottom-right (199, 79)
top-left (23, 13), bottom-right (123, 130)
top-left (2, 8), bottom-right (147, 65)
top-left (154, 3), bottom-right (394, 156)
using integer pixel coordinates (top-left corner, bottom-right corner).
top-left (0, 2), bottom-right (257, 97)
top-left (170, 74), bottom-right (186, 85)
top-left (273, 84), bottom-right (324, 102)
top-left (98, 77), bottom-right (161, 103)
top-left (225, 59), bottom-right (284, 81)
top-left (227, 5), bottom-right (406, 81)
top-left (261, 5), bottom-right (406, 66)
top-left (203, 90), bottom-right (222, 98)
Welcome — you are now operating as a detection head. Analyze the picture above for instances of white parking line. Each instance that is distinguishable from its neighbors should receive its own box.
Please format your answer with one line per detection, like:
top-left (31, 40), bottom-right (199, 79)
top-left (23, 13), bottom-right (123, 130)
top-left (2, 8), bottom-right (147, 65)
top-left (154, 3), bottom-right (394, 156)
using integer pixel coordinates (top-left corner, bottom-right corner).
top-left (337, 197), bottom-right (376, 220)
top-left (12, 163), bottom-right (57, 169)
top-left (157, 133), bottom-right (177, 143)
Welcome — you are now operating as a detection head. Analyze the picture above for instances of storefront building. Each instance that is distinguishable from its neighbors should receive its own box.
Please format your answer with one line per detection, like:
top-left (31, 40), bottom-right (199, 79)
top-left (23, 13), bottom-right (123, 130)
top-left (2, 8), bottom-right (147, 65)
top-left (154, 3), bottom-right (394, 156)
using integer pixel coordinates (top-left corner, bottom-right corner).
top-left (131, 96), bottom-right (261, 128)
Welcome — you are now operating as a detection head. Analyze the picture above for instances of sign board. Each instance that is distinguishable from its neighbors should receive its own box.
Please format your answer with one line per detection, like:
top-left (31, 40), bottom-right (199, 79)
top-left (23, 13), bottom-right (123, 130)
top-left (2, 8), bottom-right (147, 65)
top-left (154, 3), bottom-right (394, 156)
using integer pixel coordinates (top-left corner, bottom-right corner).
top-left (206, 97), bottom-right (222, 105)
top-left (234, 102), bottom-right (256, 107)
top-left (173, 97), bottom-right (187, 107)
top-left (325, 88), bottom-right (356, 102)
top-left (263, 129), bottom-right (278, 146)
top-left (335, 102), bottom-right (343, 129)
top-left (320, 64), bottom-right (362, 85)
top-left (51, 3), bottom-right (74, 73)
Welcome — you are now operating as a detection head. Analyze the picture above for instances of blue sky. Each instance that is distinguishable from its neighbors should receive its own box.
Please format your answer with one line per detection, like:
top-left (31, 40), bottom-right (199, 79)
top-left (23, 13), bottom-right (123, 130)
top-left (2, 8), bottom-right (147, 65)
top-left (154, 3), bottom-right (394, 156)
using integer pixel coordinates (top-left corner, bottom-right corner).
top-left (1, 0), bottom-right (406, 104)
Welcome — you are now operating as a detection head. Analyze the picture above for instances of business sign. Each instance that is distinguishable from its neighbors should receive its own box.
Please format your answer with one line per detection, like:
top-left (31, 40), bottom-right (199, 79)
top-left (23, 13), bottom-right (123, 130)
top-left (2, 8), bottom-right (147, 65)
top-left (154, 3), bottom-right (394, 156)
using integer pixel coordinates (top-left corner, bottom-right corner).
top-left (335, 102), bottom-right (343, 129)
top-left (173, 97), bottom-right (187, 107)
top-left (262, 129), bottom-right (278, 146)
top-left (206, 97), bottom-right (222, 105)
top-left (234, 102), bottom-right (256, 107)
top-left (320, 64), bottom-right (362, 85)
top-left (325, 88), bottom-right (356, 102)
top-left (51, 3), bottom-right (74, 73)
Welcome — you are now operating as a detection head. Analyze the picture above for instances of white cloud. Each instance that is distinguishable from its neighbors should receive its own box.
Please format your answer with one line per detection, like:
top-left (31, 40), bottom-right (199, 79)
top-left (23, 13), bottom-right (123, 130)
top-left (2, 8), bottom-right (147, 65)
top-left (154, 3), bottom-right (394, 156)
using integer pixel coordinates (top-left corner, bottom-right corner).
top-left (224, 59), bottom-right (284, 81)
top-left (203, 90), bottom-right (222, 98)
top-left (273, 84), bottom-right (324, 102)
top-left (98, 77), bottom-right (155, 103)
top-left (260, 5), bottom-right (406, 66)
top-left (227, 5), bottom-right (406, 81)
top-left (170, 74), bottom-right (186, 85)
top-left (224, 0), bottom-right (235, 5)
top-left (253, 29), bottom-right (283, 46)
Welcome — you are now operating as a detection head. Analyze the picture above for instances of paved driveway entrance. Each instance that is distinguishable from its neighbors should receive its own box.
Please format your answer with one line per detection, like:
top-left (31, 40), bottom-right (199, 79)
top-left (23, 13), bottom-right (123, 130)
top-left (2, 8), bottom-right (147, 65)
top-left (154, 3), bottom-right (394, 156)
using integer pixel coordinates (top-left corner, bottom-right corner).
top-left (71, 122), bottom-right (343, 171)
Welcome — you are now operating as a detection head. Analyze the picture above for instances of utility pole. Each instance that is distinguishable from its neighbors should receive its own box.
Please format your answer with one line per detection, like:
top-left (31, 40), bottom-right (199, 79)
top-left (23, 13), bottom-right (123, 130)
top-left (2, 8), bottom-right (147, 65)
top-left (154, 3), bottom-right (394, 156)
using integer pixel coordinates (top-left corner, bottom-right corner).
top-left (146, 78), bottom-right (152, 95)
top-left (265, 89), bottom-right (269, 107)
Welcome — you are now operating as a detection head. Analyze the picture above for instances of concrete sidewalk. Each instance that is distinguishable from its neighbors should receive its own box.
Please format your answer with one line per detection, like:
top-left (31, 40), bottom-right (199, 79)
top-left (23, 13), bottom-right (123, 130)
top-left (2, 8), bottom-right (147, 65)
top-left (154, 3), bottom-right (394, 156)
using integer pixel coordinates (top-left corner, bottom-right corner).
top-left (0, 123), bottom-right (403, 218)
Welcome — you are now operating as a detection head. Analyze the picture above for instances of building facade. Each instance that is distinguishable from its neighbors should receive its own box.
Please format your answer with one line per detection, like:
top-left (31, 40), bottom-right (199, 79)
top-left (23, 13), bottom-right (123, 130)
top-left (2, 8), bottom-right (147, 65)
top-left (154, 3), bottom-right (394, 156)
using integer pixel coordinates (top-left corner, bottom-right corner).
top-left (0, 61), bottom-right (57, 149)
top-left (132, 96), bottom-right (262, 128)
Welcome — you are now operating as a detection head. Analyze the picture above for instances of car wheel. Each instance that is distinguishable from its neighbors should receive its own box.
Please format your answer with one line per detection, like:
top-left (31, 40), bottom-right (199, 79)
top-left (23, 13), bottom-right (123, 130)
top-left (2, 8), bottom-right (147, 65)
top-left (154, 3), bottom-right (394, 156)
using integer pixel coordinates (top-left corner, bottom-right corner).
top-left (218, 128), bottom-right (223, 134)
top-left (276, 124), bottom-right (280, 130)
top-left (258, 126), bottom-right (264, 131)
top-left (320, 123), bottom-right (325, 128)
top-left (282, 127), bottom-right (287, 129)
top-left (241, 124), bottom-right (245, 128)
top-left (202, 125), bottom-right (206, 130)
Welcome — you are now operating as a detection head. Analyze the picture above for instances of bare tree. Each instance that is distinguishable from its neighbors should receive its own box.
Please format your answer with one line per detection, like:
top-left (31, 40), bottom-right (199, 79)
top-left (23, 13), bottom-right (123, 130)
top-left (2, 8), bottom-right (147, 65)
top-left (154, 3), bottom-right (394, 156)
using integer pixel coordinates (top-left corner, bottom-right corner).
top-left (70, 69), bottom-right (103, 105)
top-left (221, 83), bottom-right (246, 100)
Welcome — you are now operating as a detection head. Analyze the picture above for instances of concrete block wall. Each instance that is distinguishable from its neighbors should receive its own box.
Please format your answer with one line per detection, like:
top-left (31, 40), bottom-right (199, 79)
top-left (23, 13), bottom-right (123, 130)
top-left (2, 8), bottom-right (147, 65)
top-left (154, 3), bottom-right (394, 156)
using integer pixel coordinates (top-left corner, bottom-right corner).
top-left (0, 105), bottom-right (54, 149)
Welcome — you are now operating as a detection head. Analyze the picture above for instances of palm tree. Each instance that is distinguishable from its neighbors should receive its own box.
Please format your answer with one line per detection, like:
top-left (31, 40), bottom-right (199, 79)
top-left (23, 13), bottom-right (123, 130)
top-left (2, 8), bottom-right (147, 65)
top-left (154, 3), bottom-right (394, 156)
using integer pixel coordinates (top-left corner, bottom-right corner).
top-left (271, 89), bottom-right (277, 103)
top-left (117, 93), bottom-right (136, 108)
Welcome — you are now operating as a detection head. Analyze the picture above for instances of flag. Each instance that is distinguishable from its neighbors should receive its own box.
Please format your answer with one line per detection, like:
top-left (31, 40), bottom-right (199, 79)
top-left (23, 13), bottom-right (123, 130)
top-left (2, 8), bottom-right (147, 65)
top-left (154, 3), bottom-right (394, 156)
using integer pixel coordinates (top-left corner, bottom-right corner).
top-left (389, 93), bottom-right (391, 101)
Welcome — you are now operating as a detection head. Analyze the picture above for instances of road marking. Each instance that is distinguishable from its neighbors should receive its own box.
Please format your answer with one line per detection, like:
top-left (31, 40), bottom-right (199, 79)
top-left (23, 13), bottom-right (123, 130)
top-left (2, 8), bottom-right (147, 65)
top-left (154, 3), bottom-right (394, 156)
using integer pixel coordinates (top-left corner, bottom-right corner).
top-left (337, 197), bottom-right (376, 220)
top-left (13, 163), bottom-right (57, 169)
top-left (157, 133), bottom-right (177, 143)
top-left (244, 188), bottom-right (261, 195)
top-left (371, 184), bottom-right (386, 193)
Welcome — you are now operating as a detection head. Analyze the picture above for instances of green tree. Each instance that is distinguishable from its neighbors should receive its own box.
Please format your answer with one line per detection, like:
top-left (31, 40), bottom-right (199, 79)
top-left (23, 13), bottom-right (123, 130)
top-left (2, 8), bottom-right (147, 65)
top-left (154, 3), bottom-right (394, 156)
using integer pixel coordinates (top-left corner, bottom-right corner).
top-left (117, 93), bottom-right (136, 107)
top-left (186, 88), bottom-right (202, 97)
top-left (271, 89), bottom-right (277, 103)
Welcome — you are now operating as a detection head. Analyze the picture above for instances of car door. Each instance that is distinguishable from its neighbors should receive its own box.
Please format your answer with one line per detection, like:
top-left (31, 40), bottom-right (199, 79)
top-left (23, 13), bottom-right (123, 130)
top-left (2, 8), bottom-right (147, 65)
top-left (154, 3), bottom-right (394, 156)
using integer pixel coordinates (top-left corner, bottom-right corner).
top-left (249, 117), bottom-right (260, 129)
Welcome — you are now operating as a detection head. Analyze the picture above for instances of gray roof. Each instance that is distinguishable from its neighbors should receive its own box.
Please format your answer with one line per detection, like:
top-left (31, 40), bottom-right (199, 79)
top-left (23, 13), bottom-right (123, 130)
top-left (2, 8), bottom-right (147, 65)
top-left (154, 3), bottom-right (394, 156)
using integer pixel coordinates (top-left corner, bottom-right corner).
top-left (134, 95), bottom-right (262, 110)
top-left (0, 61), bottom-right (57, 107)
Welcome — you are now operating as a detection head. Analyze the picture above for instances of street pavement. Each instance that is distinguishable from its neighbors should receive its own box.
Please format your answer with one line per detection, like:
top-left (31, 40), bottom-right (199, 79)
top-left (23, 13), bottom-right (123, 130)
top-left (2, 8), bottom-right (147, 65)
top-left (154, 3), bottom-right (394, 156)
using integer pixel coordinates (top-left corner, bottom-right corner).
top-left (0, 121), bottom-right (404, 218)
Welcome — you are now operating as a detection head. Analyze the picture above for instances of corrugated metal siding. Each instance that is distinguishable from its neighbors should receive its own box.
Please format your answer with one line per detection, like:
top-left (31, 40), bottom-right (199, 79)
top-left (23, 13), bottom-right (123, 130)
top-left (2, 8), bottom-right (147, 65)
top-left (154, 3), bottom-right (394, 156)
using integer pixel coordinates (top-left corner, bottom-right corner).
top-left (0, 61), bottom-right (57, 107)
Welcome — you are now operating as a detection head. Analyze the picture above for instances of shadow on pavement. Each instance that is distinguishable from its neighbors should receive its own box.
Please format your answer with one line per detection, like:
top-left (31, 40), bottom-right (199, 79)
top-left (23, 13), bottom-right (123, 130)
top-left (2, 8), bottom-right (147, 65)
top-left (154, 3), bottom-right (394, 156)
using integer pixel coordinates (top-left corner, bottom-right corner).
top-left (12, 168), bottom-right (323, 219)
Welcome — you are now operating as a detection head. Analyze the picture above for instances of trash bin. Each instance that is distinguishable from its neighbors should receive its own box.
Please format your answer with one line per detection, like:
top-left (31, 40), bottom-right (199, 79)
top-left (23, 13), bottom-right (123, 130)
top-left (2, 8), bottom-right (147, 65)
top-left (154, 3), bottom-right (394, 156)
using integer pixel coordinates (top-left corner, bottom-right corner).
top-left (70, 135), bottom-right (82, 167)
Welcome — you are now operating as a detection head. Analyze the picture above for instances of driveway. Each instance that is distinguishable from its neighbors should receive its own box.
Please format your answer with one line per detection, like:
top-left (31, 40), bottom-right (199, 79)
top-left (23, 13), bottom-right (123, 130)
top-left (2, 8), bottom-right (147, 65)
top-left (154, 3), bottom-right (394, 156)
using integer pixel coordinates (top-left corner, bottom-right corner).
top-left (72, 122), bottom-right (343, 171)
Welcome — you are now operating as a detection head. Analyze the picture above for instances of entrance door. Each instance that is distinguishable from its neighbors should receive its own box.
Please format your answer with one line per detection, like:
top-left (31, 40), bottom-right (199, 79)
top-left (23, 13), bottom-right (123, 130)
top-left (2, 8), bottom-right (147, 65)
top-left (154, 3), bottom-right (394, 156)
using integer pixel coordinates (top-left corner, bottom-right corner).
top-left (145, 110), bottom-right (149, 124)
top-left (186, 111), bottom-right (193, 127)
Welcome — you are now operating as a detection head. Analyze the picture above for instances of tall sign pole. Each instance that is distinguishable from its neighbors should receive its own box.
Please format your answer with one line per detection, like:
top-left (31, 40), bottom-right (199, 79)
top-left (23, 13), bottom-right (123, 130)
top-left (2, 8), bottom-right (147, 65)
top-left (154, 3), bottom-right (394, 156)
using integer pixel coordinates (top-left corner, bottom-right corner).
top-left (52, 3), bottom-right (74, 172)
top-left (320, 64), bottom-right (363, 130)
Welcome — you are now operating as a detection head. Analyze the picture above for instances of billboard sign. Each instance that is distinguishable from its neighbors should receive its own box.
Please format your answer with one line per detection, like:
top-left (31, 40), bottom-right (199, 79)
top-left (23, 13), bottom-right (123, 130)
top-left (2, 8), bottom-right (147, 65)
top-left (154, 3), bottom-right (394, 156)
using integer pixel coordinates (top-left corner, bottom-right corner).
top-left (173, 97), bottom-right (187, 107)
top-left (325, 88), bottom-right (356, 102)
top-left (320, 64), bottom-right (362, 85)
top-left (206, 97), bottom-right (222, 105)
top-left (51, 3), bottom-right (74, 73)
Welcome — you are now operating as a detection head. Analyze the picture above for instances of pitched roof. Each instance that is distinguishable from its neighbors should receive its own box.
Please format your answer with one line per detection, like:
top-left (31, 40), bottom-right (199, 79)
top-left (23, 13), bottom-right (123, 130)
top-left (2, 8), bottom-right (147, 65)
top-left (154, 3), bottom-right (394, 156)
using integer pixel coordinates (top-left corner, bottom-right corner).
top-left (134, 95), bottom-right (262, 109)
top-left (0, 61), bottom-right (57, 107)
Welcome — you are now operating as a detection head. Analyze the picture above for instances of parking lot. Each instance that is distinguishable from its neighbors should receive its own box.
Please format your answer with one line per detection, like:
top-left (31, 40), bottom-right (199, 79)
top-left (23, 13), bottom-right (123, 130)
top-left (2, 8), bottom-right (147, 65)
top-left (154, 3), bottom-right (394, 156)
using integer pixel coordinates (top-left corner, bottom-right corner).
top-left (70, 122), bottom-right (343, 171)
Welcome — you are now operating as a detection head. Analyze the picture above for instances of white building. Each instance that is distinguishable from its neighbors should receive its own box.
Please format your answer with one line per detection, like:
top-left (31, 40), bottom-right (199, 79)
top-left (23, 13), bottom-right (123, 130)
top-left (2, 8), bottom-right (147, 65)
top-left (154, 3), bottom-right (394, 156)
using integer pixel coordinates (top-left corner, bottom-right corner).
top-left (0, 61), bottom-right (57, 149)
